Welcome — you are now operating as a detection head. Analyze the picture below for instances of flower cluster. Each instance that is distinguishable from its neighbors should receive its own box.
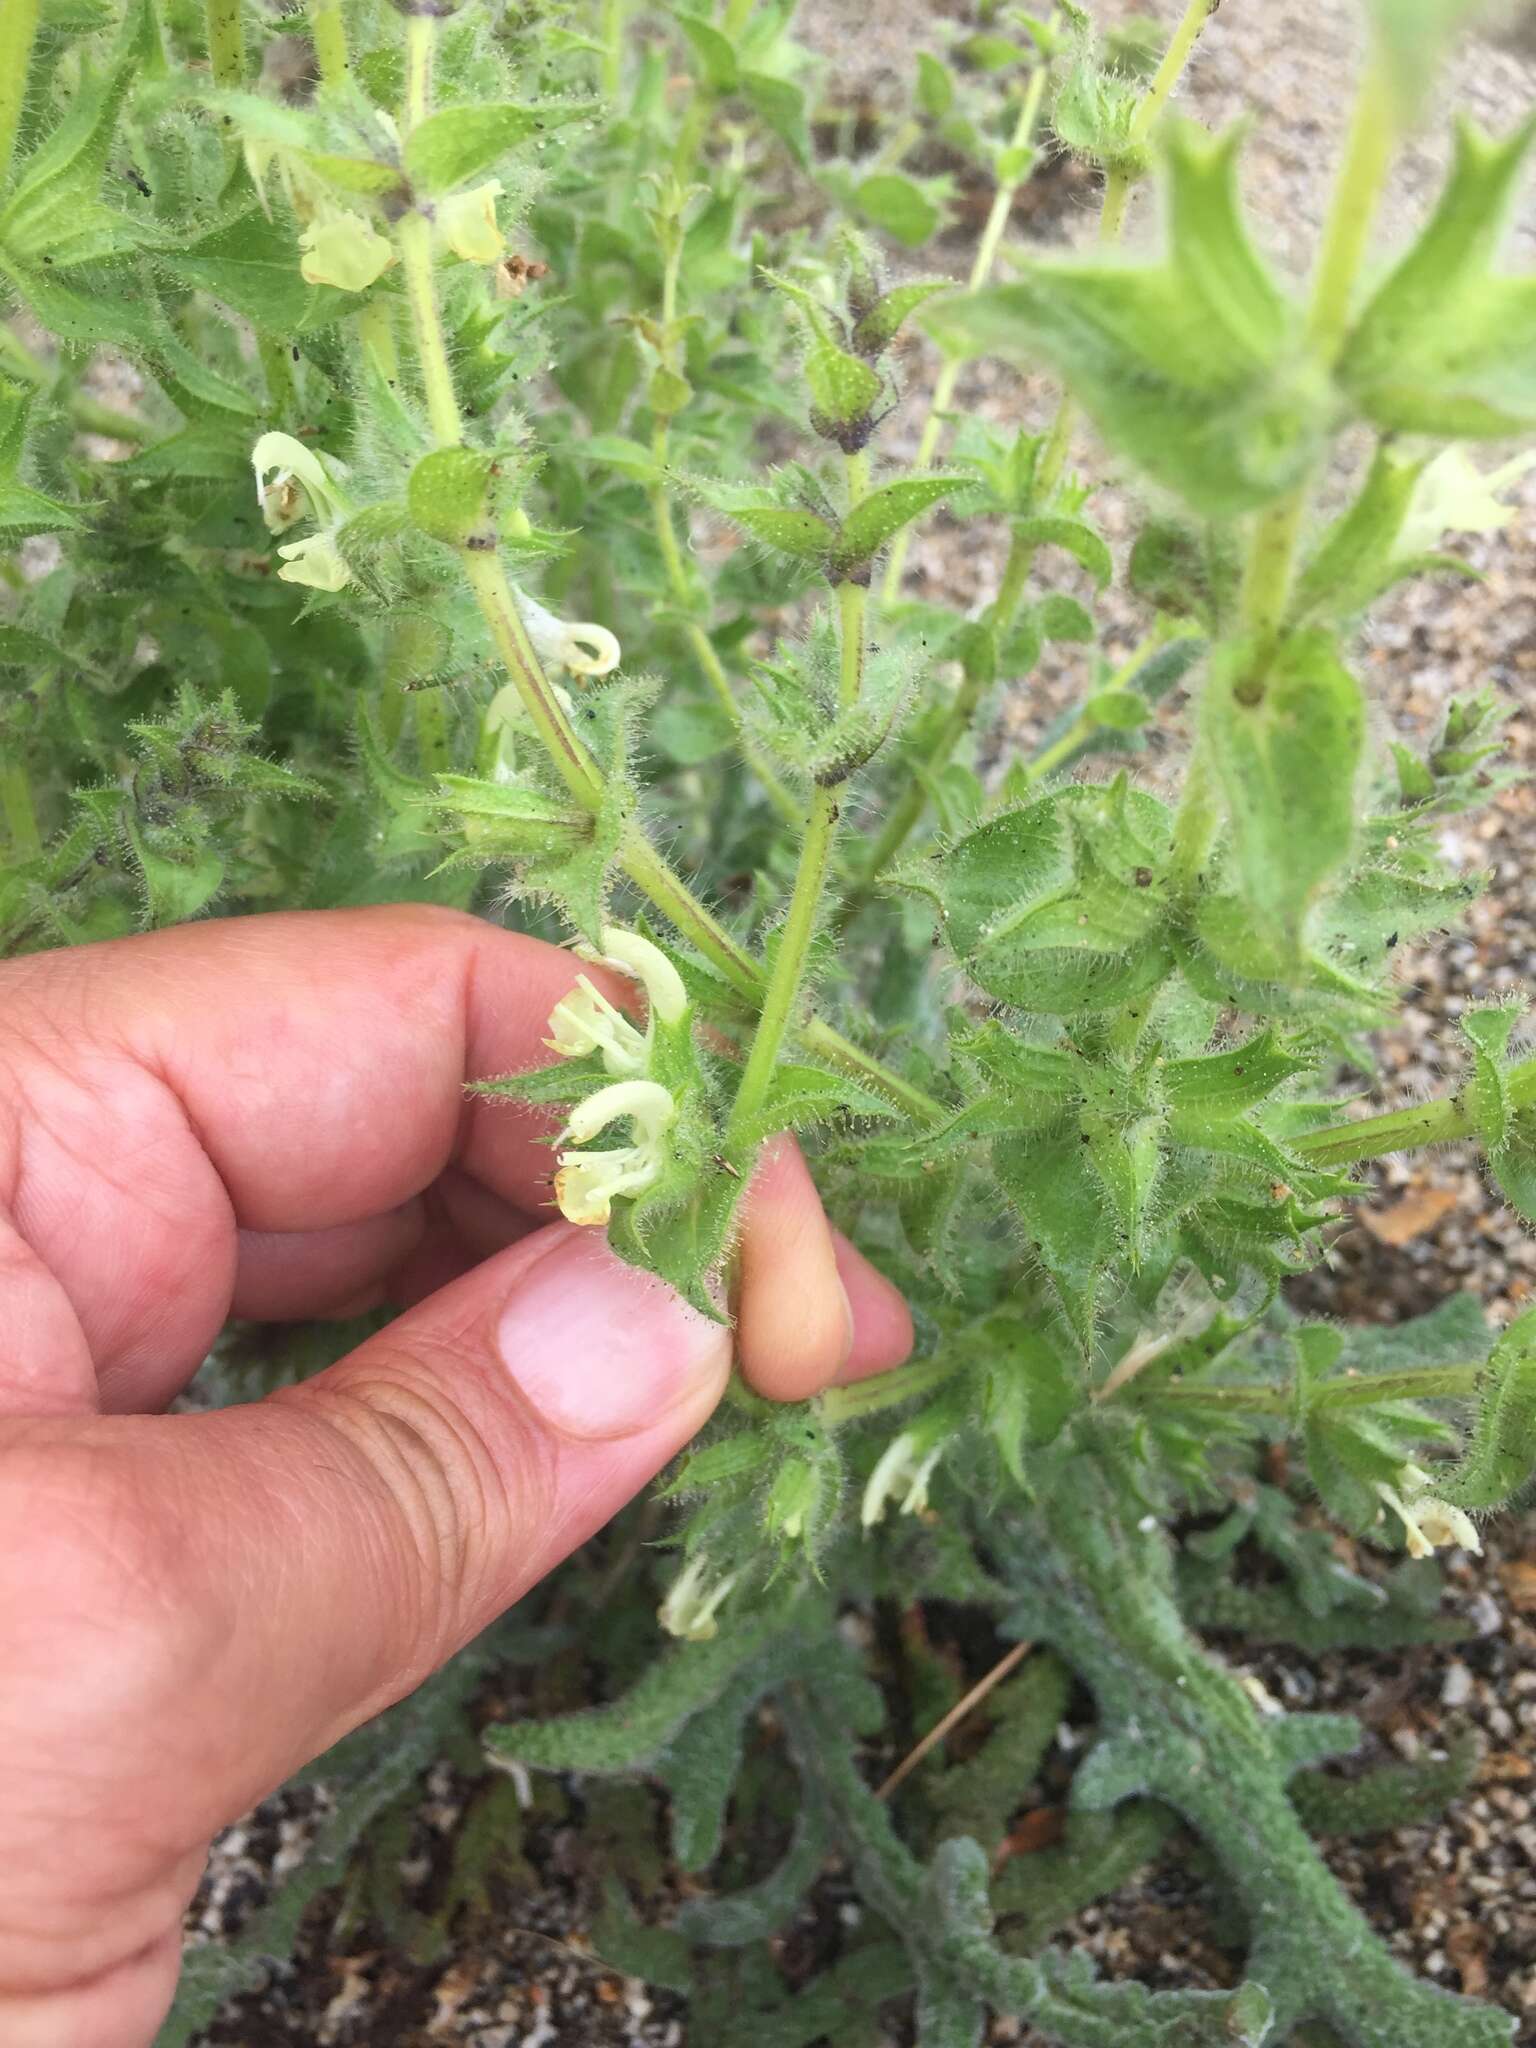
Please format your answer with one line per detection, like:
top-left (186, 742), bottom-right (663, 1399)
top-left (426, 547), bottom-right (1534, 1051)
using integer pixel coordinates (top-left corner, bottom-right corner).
top-left (545, 929), bottom-right (690, 1228)
top-left (251, 433), bottom-right (353, 592)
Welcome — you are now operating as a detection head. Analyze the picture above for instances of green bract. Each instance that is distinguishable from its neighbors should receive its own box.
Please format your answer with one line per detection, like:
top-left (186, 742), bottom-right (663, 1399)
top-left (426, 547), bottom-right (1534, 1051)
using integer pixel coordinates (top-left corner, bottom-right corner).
top-left (4, 1), bottom-right (1534, 2043)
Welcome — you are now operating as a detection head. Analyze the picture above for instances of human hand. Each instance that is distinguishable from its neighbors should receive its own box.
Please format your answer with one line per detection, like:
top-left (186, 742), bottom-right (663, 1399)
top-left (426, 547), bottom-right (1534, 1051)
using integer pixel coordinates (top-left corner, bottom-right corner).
top-left (0, 905), bottom-right (912, 2048)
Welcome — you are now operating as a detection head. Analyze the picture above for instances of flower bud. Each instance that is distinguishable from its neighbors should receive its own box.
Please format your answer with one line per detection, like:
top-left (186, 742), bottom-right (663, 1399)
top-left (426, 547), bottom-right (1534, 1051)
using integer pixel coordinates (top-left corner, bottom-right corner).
top-left (658, 1554), bottom-right (739, 1641)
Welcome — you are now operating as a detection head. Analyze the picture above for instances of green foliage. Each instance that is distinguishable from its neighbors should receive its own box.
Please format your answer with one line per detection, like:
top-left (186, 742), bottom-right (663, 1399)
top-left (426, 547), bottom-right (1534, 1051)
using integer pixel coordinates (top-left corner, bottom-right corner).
top-left (7, 0), bottom-right (1535, 2042)
top-left (928, 125), bottom-right (1329, 515)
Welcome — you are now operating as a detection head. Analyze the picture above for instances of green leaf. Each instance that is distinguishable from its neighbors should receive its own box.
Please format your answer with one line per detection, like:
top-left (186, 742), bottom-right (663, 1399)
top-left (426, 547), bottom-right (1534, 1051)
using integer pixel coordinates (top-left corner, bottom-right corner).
top-left (160, 207), bottom-right (328, 333)
top-left (804, 340), bottom-right (882, 430)
top-left (1292, 443), bottom-right (1426, 624)
top-left (928, 124), bottom-right (1325, 515)
top-left (406, 447), bottom-right (494, 544)
top-left (1084, 688), bottom-right (1151, 730)
top-left (1163, 1029), bottom-right (1313, 1119)
top-left (995, 1129), bottom-right (1110, 1347)
top-left (675, 13), bottom-right (740, 92)
top-left (1010, 514), bottom-right (1113, 589)
top-left (915, 51), bottom-right (955, 117)
top-left (486, 1614), bottom-right (793, 1772)
top-left (404, 100), bottom-right (592, 193)
top-left (836, 476), bottom-right (959, 570)
top-left (125, 825), bottom-right (225, 925)
top-left (576, 432), bottom-right (663, 483)
top-left (0, 47), bottom-right (134, 262)
top-left (1442, 1309), bottom-right (1536, 1511)
top-left (729, 503), bottom-right (838, 560)
top-left (0, 477), bottom-right (83, 538)
top-left (850, 280), bottom-right (951, 359)
top-left (741, 72), bottom-right (810, 166)
top-left (733, 1064), bottom-right (900, 1147)
top-left (1462, 1004), bottom-right (1519, 1149)
top-left (1035, 591), bottom-right (1094, 642)
top-left (1339, 118), bottom-right (1536, 437)
top-left (936, 787), bottom-right (1172, 1013)
top-left (855, 172), bottom-right (942, 248)
top-left (1201, 628), bottom-right (1365, 971)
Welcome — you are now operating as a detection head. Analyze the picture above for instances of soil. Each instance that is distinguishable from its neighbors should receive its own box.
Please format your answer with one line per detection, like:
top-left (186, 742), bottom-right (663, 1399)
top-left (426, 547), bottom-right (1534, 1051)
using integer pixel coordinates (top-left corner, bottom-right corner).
top-left (176, 2), bottom-right (1536, 2042)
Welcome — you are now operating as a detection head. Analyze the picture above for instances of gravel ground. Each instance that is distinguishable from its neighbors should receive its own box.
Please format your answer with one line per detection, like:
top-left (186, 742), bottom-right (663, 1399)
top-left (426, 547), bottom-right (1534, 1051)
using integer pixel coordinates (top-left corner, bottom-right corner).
top-left (178, 3), bottom-right (1536, 2041)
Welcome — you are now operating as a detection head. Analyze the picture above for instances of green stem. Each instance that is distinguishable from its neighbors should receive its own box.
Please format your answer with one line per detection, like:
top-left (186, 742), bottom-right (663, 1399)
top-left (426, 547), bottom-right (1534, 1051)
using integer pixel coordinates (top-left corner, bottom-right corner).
top-left (310, 0), bottom-right (350, 89)
top-left (837, 578), bottom-right (866, 708)
top-left (1238, 56), bottom-right (1397, 648)
top-left (1294, 1059), bottom-right (1536, 1168)
top-left (728, 563), bottom-right (867, 1142)
top-left (1149, 1364), bottom-right (1482, 1415)
top-left (1168, 743), bottom-right (1218, 896)
top-left (411, 690), bottom-right (451, 778)
top-left (0, 325), bottom-right (149, 441)
top-left (461, 549), bottom-right (605, 809)
top-left (0, 0), bottom-right (39, 193)
top-left (880, 53), bottom-right (1052, 608)
top-left (1, 761), bottom-right (41, 861)
top-left (647, 252), bottom-right (798, 823)
top-left (1135, 0), bottom-right (1219, 143)
top-left (398, 212), bottom-right (461, 445)
top-left (258, 334), bottom-right (297, 420)
top-left (725, 784), bottom-right (841, 1142)
top-left (600, 0), bottom-right (628, 103)
top-left (403, 11), bottom-right (434, 131)
top-left (817, 1349), bottom-right (965, 1426)
top-left (204, 0), bottom-right (245, 86)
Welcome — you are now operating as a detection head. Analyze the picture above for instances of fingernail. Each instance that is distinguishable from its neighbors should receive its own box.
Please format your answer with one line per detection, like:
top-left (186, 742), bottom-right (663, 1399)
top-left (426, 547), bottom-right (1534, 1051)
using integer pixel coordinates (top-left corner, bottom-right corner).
top-left (498, 1226), bottom-right (731, 1440)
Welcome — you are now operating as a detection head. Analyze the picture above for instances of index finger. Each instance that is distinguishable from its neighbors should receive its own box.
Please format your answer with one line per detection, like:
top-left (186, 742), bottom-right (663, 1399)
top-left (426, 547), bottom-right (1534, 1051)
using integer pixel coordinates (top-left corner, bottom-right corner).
top-left (2, 903), bottom-right (594, 1236)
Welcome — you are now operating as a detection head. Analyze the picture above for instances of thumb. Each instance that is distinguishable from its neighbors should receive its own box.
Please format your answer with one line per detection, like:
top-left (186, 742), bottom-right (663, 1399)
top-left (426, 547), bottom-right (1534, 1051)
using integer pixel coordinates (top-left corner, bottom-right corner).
top-left (0, 1225), bottom-right (728, 2035)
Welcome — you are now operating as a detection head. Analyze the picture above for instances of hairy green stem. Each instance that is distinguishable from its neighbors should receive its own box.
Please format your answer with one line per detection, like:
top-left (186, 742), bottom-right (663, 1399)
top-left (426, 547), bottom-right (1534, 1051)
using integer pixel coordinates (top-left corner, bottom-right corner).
top-left (1239, 55), bottom-right (1397, 646)
top-left (817, 1349), bottom-right (965, 1426)
top-left (1294, 1059), bottom-right (1536, 1168)
top-left (1168, 743), bottom-right (1219, 896)
top-left (725, 785), bottom-right (842, 1141)
top-left (0, 0), bottom-right (39, 193)
top-left (0, 326), bottom-right (149, 441)
top-left (403, 11), bottom-right (434, 130)
top-left (862, 0), bottom-right (1217, 904)
top-left (880, 51), bottom-right (1053, 606)
top-left (600, 0), bottom-right (628, 103)
top-left (398, 213), bottom-right (461, 445)
top-left (204, 0), bottom-right (245, 87)
top-left (310, 0), bottom-right (350, 89)
top-left (727, 452), bottom-right (872, 1142)
top-left (1149, 1363), bottom-right (1482, 1415)
top-left (1, 761), bottom-right (41, 862)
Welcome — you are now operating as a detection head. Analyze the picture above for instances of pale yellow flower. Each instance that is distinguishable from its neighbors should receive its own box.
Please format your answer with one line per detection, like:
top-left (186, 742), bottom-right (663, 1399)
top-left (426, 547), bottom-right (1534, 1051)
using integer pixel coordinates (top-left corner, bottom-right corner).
top-left (439, 181), bottom-right (506, 265)
top-left (553, 1078), bottom-right (676, 1226)
top-left (298, 210), bottom-right (397, 292)
top-left (276, 531), bottom-right (352, 592)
